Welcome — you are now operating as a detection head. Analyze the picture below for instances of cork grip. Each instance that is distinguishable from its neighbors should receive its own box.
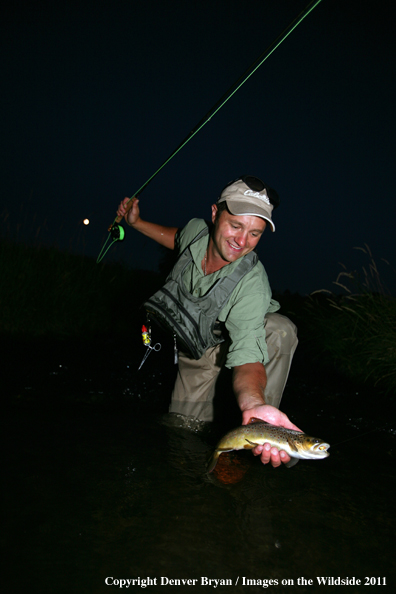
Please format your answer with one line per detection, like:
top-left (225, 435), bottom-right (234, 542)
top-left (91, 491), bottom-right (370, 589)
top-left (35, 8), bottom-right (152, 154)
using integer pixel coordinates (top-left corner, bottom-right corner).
top-left (109, 197), bottom-right (137, 230)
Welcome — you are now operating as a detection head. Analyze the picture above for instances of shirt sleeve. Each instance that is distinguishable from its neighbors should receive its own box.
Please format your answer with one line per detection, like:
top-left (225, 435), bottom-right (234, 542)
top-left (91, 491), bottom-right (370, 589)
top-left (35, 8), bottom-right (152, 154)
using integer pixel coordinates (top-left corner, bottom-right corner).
top-left (224, 287), bottom-right (271, 368)
top-left (174, 219), bottom-right (206, 254)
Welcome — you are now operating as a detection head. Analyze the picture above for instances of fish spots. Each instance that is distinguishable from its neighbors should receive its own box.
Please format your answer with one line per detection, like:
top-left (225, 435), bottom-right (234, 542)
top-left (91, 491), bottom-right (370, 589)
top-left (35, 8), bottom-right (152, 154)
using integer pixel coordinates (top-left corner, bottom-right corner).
top-left (207, 421), bottom-right (330, 472)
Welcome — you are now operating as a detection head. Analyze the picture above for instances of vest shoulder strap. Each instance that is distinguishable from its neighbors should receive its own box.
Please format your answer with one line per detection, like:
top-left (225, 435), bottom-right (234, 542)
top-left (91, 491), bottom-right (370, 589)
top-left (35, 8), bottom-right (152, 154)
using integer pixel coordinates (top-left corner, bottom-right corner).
top-left (195, 250), bottom-right (258, 311)
top-left (168, 225), bottom-right (209, 280)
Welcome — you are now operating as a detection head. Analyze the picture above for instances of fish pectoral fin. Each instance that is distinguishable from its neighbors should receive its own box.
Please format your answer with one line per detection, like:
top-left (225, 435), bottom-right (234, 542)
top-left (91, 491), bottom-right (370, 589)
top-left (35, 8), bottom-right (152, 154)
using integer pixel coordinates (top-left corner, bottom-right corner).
top-left (245, 439), bottom-right (260, 449)
top-left (286, 435), bottom-right (299, 452)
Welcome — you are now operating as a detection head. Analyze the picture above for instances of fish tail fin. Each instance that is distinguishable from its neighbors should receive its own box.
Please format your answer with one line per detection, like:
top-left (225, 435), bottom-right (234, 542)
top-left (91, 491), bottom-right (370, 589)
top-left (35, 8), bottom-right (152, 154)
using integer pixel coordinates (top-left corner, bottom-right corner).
top-left (206, 451), bottom-right (220, 473)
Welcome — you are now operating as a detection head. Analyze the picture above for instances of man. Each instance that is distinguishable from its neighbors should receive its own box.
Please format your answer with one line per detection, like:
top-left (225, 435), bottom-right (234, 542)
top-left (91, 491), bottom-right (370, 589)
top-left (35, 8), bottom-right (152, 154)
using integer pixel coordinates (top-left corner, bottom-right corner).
top-left (117, 175), bottom-right (300, 468)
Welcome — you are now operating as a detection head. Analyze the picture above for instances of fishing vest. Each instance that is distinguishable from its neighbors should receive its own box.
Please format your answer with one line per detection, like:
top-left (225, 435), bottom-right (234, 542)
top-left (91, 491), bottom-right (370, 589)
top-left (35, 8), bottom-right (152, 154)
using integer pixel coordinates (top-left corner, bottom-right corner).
top-left (143, 226), bottom-right (258, 360)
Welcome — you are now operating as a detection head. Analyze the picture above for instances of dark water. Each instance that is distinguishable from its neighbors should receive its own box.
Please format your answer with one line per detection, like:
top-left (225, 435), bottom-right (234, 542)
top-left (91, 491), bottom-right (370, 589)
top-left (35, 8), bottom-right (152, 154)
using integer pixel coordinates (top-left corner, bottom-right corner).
top-left (4, 338), bottom-right (395, 593)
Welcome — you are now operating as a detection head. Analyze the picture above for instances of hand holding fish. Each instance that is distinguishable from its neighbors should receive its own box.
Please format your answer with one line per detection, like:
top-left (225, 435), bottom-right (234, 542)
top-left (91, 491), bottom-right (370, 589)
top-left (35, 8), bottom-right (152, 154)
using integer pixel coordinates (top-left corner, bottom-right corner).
top-left (232, 362), bottom-right (302, 468)
top-left (207, 415), bottom-right (329, 473)
top-left (242, 405), bottom-right (302, 468)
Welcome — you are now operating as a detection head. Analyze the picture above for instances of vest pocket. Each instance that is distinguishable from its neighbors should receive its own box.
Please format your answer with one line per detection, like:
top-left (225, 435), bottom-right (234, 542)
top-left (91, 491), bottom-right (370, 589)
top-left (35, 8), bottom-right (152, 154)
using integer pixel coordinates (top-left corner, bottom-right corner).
top-left (145, 299), bottom-right (203, 360)
top-left (160, 288), bottom-right (206, 352)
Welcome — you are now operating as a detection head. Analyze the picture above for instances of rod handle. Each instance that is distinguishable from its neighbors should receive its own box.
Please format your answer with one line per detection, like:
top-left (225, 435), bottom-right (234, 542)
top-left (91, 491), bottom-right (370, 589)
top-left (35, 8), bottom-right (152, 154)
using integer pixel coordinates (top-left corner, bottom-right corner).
top-left (109, 197), bottom-right (137, 231)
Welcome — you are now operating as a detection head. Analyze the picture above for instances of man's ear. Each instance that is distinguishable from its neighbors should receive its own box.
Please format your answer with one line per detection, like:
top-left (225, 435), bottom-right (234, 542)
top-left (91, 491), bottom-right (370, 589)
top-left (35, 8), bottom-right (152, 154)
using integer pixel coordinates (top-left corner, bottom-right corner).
top-left (211, 204), bottom-right (218, 223)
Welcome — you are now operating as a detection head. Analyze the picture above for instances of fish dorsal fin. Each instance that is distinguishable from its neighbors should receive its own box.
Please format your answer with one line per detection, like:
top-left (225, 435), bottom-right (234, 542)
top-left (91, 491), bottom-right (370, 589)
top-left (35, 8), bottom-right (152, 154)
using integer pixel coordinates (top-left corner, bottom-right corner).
top-left (247, 417), bottom-right (269, 425)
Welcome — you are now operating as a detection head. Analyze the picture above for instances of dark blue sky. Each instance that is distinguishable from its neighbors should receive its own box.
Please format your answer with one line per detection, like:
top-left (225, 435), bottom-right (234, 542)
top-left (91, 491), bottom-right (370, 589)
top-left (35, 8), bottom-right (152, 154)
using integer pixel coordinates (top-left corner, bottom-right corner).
top-left (2, 0), bottom-right (395, 294)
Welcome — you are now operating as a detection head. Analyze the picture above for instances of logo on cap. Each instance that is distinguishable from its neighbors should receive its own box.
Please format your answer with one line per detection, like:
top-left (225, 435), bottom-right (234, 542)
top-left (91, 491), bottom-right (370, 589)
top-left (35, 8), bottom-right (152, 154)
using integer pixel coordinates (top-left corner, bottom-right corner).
top-left (244, 190), bottom-right (271, 205)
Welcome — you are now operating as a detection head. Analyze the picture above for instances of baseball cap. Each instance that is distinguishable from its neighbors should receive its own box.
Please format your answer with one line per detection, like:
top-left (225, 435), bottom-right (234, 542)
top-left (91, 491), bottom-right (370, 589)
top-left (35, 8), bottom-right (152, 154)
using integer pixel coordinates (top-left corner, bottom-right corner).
top-left (217, 175), bottom-right (279, 232)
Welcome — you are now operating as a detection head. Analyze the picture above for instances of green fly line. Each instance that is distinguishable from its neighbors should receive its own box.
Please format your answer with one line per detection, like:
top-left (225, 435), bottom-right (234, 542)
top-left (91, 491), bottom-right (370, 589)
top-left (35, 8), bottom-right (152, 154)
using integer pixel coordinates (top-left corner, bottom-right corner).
top-left (97, 0), bottom-right (323, 263)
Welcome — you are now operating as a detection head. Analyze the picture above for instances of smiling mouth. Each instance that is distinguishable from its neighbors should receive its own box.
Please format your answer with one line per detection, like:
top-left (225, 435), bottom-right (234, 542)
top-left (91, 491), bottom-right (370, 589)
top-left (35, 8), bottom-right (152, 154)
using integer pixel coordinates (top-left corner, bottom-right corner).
top-left (227, 241), bottom-right (242, 252)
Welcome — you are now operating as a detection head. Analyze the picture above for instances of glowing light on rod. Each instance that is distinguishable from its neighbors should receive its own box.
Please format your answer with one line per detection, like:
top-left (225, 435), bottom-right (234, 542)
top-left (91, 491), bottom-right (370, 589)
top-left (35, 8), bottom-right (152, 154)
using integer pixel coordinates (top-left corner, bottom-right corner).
top-left (83, 219), bottom-right (90, 225)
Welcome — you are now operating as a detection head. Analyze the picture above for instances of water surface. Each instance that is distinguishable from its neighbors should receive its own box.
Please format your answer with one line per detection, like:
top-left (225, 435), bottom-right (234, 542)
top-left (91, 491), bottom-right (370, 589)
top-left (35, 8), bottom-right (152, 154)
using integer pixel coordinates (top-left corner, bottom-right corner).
top-left (4, 338), bottom-right (395, 593)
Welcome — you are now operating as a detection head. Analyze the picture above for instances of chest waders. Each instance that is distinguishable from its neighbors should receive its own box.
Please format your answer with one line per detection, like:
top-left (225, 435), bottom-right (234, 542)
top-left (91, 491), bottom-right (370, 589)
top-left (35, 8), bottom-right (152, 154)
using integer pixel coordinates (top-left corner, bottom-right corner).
top-left (144, 227), bottom-right (258, 360)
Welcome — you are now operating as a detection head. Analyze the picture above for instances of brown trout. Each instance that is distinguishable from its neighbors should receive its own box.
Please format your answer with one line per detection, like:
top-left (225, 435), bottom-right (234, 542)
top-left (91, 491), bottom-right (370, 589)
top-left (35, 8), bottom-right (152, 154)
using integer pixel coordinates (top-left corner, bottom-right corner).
top-left (207, 418), bottom-right (330, 472)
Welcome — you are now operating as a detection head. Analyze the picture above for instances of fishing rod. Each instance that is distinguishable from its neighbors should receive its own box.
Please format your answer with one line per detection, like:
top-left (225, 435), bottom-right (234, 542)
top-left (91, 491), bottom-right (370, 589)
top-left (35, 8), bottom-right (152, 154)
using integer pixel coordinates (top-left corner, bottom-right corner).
top-left (97, 0), bottom-right (323, 263)
top-left (331, 427), bottom-right (382, 449)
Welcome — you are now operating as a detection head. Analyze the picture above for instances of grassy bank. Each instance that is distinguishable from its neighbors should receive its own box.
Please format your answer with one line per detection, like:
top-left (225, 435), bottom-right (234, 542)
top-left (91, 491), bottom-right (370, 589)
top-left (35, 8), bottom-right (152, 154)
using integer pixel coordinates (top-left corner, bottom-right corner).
top-left (304, 247), bottom-right (396, 395)
top-left (2, 238), bottom-right (395, 394)
top-left (0, 238), bottom-right (162, 340)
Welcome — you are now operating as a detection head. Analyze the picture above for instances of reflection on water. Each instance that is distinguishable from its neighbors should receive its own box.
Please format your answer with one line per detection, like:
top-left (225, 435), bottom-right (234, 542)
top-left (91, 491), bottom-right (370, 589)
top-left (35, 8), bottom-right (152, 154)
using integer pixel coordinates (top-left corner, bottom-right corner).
top-left (4, 340), bottom-right (395, 593)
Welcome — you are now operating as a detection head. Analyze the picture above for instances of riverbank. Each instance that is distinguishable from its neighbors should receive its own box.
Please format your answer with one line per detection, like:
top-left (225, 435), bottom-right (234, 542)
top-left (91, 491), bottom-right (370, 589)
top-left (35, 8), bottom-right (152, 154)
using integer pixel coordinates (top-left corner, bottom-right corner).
top-left (2, 235), bottom-right (395, 402)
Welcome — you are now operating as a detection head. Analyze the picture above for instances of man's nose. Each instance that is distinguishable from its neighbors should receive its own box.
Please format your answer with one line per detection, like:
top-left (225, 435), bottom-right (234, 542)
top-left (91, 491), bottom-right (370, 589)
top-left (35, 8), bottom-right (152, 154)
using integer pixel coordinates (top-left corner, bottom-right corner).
top-left (235, 231), bottom-right (247, 247)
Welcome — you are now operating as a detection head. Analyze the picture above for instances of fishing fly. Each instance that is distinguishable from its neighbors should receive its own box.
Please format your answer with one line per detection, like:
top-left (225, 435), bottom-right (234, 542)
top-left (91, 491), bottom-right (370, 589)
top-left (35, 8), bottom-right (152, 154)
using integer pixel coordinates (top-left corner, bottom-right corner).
top-left (138, 324), bottom-right (161, 370)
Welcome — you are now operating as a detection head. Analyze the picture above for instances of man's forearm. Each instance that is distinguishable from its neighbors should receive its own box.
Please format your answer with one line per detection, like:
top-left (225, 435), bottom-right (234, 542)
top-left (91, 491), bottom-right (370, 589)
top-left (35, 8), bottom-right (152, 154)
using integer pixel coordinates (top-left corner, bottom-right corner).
top-left (232, 362), bottom-right (267, 412)
top-left (129, 218), bottom-right (178, 250)
top-left (232, 362), bottom-right (301, 468)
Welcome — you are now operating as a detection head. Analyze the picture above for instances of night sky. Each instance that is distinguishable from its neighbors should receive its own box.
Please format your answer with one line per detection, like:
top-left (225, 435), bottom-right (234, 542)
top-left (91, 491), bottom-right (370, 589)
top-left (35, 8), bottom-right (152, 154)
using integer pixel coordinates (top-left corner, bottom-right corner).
top-left (2, 0), bottom-right (395, 294)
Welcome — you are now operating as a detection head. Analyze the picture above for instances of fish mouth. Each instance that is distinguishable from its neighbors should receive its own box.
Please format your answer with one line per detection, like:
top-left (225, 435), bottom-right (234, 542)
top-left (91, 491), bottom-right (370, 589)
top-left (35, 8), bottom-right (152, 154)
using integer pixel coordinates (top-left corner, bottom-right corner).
top-left (313, 442), bottom-right (330, 455)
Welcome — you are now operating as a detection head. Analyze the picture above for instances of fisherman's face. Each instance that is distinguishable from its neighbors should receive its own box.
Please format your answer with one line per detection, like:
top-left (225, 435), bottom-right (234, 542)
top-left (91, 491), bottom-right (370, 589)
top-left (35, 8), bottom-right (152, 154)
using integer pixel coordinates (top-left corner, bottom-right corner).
top-left (210, 204), bottom-right (266, 264)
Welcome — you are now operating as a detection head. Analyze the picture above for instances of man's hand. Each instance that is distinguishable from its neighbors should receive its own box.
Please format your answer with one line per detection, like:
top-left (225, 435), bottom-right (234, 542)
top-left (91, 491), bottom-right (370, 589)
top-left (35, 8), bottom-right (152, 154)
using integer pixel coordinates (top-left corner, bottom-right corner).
top-left (115, 197), bottom-right (178, 248)
top-left (117, 197), bottom-right (140, 227)
top-left (242, 404), bottom-right (302, 468)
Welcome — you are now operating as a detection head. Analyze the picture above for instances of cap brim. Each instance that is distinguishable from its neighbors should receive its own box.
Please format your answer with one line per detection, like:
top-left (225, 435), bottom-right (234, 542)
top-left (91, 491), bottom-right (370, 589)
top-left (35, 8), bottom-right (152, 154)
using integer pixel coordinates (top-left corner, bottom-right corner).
top-left (226, 202), bottom-right (275, 232)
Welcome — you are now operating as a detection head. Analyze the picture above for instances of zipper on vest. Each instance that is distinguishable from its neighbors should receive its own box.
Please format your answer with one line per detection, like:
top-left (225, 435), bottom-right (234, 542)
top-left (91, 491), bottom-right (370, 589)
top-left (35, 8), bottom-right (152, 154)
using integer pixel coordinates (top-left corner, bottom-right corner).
top-left (159, 287), bottom-right (207, 351)
top-left (145, 300), bottom-right (201, 359)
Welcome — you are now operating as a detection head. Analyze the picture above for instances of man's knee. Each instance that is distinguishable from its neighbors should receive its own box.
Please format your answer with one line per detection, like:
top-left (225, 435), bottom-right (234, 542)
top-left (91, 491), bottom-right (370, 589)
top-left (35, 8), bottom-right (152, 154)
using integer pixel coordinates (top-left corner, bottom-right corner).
top-left (264, 312), bottom-right (298, 354)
